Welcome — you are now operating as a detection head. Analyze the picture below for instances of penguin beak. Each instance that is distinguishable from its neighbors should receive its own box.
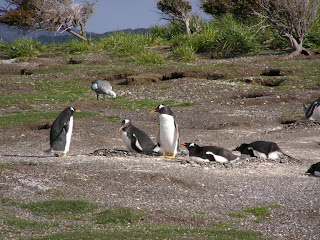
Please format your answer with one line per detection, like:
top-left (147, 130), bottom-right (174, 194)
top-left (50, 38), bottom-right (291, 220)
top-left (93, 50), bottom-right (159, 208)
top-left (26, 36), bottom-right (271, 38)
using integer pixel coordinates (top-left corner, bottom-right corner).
top-left (231, 148), bottom-right (237, 151)
top-left (180, 142), bottom-right (186, 146)
top-left (149, 109), bottom-right (157, 114)
top-left (75, 110), bottom-right (81, 113)
top-left (119, 126), bottom-right (124, 132)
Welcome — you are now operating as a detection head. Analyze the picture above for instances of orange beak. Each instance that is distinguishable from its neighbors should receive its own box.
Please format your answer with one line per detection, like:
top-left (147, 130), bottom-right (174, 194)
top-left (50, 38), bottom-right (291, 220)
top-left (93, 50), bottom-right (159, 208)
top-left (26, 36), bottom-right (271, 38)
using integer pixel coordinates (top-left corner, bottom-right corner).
top-left (180, 142), bottom-right (186, 146)
top-left (149, 109), bottom-right (157, 114)
top-left (75, 110), bottom-right (81, 113)
top-left (119, 126), bottom-right (124, 132)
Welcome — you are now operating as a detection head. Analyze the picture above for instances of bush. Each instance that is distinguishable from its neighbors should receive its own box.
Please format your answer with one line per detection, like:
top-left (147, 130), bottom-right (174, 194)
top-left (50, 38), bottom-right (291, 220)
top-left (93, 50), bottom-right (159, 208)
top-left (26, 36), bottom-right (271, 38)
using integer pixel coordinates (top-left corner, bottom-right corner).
top-left (2, 38), bottom-right (44, 58)
top-left (305, 21), bottom-right (320, 48)
top-left (63, 38), bottom-right (98, 54)
top-left (172, 43), bottom-right (197, 62)
top-left (210, 14), bottom-right (259, 56)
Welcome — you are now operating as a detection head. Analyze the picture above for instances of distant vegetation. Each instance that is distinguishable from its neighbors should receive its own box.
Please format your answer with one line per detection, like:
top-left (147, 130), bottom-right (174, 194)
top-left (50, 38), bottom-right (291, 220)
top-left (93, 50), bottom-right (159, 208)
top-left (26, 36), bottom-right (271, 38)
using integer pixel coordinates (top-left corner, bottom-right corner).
top-left (0, 14), bottom-right (319, 62)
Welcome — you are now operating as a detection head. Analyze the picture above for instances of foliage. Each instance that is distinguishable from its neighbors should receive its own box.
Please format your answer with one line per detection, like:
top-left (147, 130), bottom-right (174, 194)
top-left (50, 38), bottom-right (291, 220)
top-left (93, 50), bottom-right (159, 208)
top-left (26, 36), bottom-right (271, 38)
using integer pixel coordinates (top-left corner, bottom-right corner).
top-left (252, 0), bottom-right (320, 56)
top-left (98, 32), bottom-right (164, 64)
top-left (63, 39), bottom-right (98, 54)
top-left (0, 0), bottom-right (98, 41)
top-left (157, 0), bottom-right (197, 35)
top-left (1, 38), bottom-right (44, 58)
top-left (172, 43), bottom-right (197, 61)
top-left (201, 0), bottom-right (257, 19)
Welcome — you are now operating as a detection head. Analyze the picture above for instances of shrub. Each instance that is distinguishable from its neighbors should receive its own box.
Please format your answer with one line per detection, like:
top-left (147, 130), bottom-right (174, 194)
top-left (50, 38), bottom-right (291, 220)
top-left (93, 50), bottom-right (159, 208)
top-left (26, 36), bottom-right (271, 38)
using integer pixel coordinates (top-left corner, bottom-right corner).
top-left (2, 38), bottom-right (44, 58)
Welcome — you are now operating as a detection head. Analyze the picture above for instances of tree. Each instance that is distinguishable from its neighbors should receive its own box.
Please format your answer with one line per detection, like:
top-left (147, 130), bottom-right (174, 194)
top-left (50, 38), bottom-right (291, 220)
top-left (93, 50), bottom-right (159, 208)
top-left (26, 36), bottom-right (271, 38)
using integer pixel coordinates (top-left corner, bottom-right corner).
top-left (251, 0), bottom-right (320, 57)
top-left (201, 0), bottom-right (257, 19)
top-left (157, 0), bottom-right (200, 35)
top-left (0, 0), bottom-right (98, 41)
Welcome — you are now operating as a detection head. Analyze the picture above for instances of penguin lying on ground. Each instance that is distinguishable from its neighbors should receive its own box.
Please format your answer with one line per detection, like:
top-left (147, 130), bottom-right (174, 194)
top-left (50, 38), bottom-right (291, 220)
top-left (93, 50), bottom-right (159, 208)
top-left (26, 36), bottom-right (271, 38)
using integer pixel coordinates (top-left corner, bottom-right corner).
top-left (305, 162), bottom-right (320, 177)
top-left (304, 97), bottom-right (320, 120)
top-left (181, 142), bottom-right (239, 165)
top-left (120, 119), bottom-right (156, 154)
top-left (91, 79), bottom-right (116, 100)
top-left (49, 107), bottom-right (81, 157)
top-left (233, 141), bottom-right (293, 162)
top-left (150, 104), bottom-right (179, 158)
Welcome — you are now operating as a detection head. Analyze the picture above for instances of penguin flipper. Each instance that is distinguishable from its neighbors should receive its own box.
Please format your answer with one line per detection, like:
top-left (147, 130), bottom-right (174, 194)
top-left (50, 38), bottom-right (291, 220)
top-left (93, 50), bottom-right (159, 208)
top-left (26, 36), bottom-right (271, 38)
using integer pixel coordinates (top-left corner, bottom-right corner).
top-left (128, 133), bottom-right (143, 153)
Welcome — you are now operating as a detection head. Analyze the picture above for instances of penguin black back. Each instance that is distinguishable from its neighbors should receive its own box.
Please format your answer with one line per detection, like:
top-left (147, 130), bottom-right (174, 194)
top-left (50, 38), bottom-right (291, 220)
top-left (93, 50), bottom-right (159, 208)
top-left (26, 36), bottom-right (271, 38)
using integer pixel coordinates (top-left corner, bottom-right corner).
top-left (50, 107), bottom-right (75, 146)
top-left (305, 97), bottom-right (320, 120)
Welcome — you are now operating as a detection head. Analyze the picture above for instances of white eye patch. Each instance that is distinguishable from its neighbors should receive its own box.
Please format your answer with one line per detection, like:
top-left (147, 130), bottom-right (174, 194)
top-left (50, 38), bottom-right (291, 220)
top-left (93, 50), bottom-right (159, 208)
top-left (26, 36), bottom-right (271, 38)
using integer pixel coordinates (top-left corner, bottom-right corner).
top-left (124, 119), bottom-right (130, 124)
top-left (190, 143), bottom-right (195, 147)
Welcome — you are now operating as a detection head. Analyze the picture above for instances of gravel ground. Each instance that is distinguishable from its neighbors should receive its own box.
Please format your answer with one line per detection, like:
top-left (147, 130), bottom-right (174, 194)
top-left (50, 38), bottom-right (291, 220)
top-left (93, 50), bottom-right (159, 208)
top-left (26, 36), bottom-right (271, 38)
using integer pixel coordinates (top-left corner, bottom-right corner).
top-left (1, 53), bottom-right (320, 239)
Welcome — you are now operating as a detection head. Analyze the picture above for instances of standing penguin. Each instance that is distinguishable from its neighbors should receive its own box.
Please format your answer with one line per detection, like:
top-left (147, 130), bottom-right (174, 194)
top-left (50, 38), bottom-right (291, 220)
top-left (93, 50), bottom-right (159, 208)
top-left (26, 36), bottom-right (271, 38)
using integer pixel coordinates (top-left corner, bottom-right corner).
top-left (233, 141), bottom-right (291, 161)
top-left (150, 104), bottom-right (179, 158)
top-left (120, 119), bottom-right (156, 154)
top-left (305, 162), bottom-right (320, 177)
top-left (50, 107), bottom-right (81, 157)
top-left (304, 97), bottom-right (320, 120)
top-left (91, 79), bottom-right (116, 100)
top-left (181, 142), bottom-right (239, 165)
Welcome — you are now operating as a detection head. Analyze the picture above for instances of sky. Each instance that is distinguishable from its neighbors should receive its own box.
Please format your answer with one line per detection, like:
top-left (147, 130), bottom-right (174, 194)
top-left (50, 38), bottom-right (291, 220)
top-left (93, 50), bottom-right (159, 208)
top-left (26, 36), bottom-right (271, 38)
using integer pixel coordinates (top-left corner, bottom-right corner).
top-left (84, 0), bottom-right (209, 33)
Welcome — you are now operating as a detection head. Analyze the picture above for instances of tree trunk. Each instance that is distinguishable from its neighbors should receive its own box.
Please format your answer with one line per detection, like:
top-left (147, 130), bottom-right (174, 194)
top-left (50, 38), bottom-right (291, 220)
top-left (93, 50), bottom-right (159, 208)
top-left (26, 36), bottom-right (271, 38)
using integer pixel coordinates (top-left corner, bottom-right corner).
top-left (184, 17), bottom-right (190, 36)
top-left (285, 33), bottom-right (311, 57)
top-left (66, 29), bottom-right (88, 41)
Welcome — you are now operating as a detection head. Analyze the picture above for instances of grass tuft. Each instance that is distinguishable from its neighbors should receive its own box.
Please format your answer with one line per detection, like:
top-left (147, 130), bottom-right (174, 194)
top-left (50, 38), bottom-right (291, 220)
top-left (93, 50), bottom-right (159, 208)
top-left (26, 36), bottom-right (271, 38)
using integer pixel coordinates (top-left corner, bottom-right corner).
top-left (94, 207), bottom-right (143, 225)
top-left (21, 199), bottom-right (98, 217)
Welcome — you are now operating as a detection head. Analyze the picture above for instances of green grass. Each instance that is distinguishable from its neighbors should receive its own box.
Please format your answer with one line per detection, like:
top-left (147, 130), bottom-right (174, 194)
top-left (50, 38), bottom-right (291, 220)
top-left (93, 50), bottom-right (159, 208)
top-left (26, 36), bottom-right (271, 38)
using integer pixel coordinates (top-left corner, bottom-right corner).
top-left (0, 164), bottom-right (17, 170)
top-left (1, 197), bottom-right (19, 206)
top-left (229, 212), bottom-right (248, 218)
top-left (5, 217), bottom-right (55, 232)
top-left (244, 207), bottom-right (270, 217)
top-left (104, 115), bottom-right (122, 123)
top-left (94, 207), bottom-right (144, 225)
top-left (20, 199), bottom-right (98, 218)
top-left (0, 110), bottom-right (98, 128)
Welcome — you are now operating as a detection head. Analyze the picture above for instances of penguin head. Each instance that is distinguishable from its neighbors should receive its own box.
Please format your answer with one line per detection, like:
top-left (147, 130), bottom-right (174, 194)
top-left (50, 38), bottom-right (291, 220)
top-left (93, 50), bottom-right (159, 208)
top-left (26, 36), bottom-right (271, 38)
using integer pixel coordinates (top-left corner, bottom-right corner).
top-left (64, 107), bottom-right (81, 116)
top-left (306, 163), bottom-right (317, 175)
top-left (180, 142), bottom-right (200, 152)
top-left (232, 143), bottom-right (249, 153)
top-left (120, 118), bottom-right (131, 132)
top-left (150, 104), bottom-right (173, 115)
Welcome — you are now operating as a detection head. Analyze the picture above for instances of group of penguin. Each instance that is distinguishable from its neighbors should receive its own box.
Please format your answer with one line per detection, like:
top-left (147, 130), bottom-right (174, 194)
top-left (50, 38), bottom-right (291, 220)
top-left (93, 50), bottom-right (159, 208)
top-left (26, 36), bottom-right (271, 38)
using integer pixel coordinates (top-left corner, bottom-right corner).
top-left (48, 79), bottom-right (320, 177)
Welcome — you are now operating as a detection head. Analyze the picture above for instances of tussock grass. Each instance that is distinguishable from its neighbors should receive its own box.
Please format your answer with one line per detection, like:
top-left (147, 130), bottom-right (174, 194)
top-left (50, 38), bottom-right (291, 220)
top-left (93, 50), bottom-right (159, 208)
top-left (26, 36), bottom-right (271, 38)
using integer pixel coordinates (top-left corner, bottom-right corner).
top-left (21, 199), bottom-right (98, 217)
top-left (0, 38), bottom-right (44, 58)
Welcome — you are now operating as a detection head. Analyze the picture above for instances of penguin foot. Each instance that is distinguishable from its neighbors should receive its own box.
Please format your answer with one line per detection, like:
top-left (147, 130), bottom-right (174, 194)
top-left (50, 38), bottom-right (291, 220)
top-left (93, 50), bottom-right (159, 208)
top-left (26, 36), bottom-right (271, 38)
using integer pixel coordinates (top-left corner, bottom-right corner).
top-left (161, 153), bottom-right (175, 158)
top-left (54, 153), bottom-right (67, 157)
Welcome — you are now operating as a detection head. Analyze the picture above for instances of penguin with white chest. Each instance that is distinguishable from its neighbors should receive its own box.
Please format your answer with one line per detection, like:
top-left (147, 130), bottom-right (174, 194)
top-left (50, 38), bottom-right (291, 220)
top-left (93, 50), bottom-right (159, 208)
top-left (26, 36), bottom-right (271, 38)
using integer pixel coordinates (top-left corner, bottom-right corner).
top-left (233, 141), bottom-right (291, 161)
top-left (306, 162), bottom-right (320, 177)
top-left (181, 142), bottom-right (239, 165)
top-left (91, 79), bottom-right (116, 100)
top-left (304, 97), bottom-right (320, 120)
top-left (50, 107), bottom-right (81, 157)
top-left (150, 104), bottom-right (179, 158)
top-left (120, 119), bottom-right (156, 154)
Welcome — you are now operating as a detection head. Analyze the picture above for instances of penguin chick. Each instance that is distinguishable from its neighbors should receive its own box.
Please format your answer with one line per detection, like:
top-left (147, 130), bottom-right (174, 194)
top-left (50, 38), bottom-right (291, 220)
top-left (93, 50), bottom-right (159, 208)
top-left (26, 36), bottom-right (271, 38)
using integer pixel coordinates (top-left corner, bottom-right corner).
top-left (91, 79), bottom-right (116, 100)
top-left (306, 162), bottom-right (320, 177)
top-left (181, 142), bottom-right (238, 165)
top-left (150, 104), bottom-right (179, 158)
top-left (50, 107), bottom-right (81, 157)
top-left (304, 97), bottom-right (320, 120)
top-left (233, 141), bottom-right (293, 162)
top-left (120, 119), bottom-right (156, 154)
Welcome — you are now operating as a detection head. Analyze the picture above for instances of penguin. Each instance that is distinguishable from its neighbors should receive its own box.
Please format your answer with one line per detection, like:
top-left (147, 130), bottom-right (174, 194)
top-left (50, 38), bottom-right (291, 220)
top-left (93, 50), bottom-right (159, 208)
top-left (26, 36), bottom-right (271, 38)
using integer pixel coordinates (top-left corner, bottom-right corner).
top-left (49, 107), bottom-right (81, 157)
top-left (181, 142), bottom-right (239, 165)
top-left (233, 141), bottom-right (292, 161)
top-left (304, 97), bottom-right (320, 120)
top-left (91, 79), bottom-right (116, 100)
top-left (119, 119), bottom-right (156, 154)
top-left (305, 162), bottom-right (320, 177)
top-left (150, 104), bottom-right (179, 158)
